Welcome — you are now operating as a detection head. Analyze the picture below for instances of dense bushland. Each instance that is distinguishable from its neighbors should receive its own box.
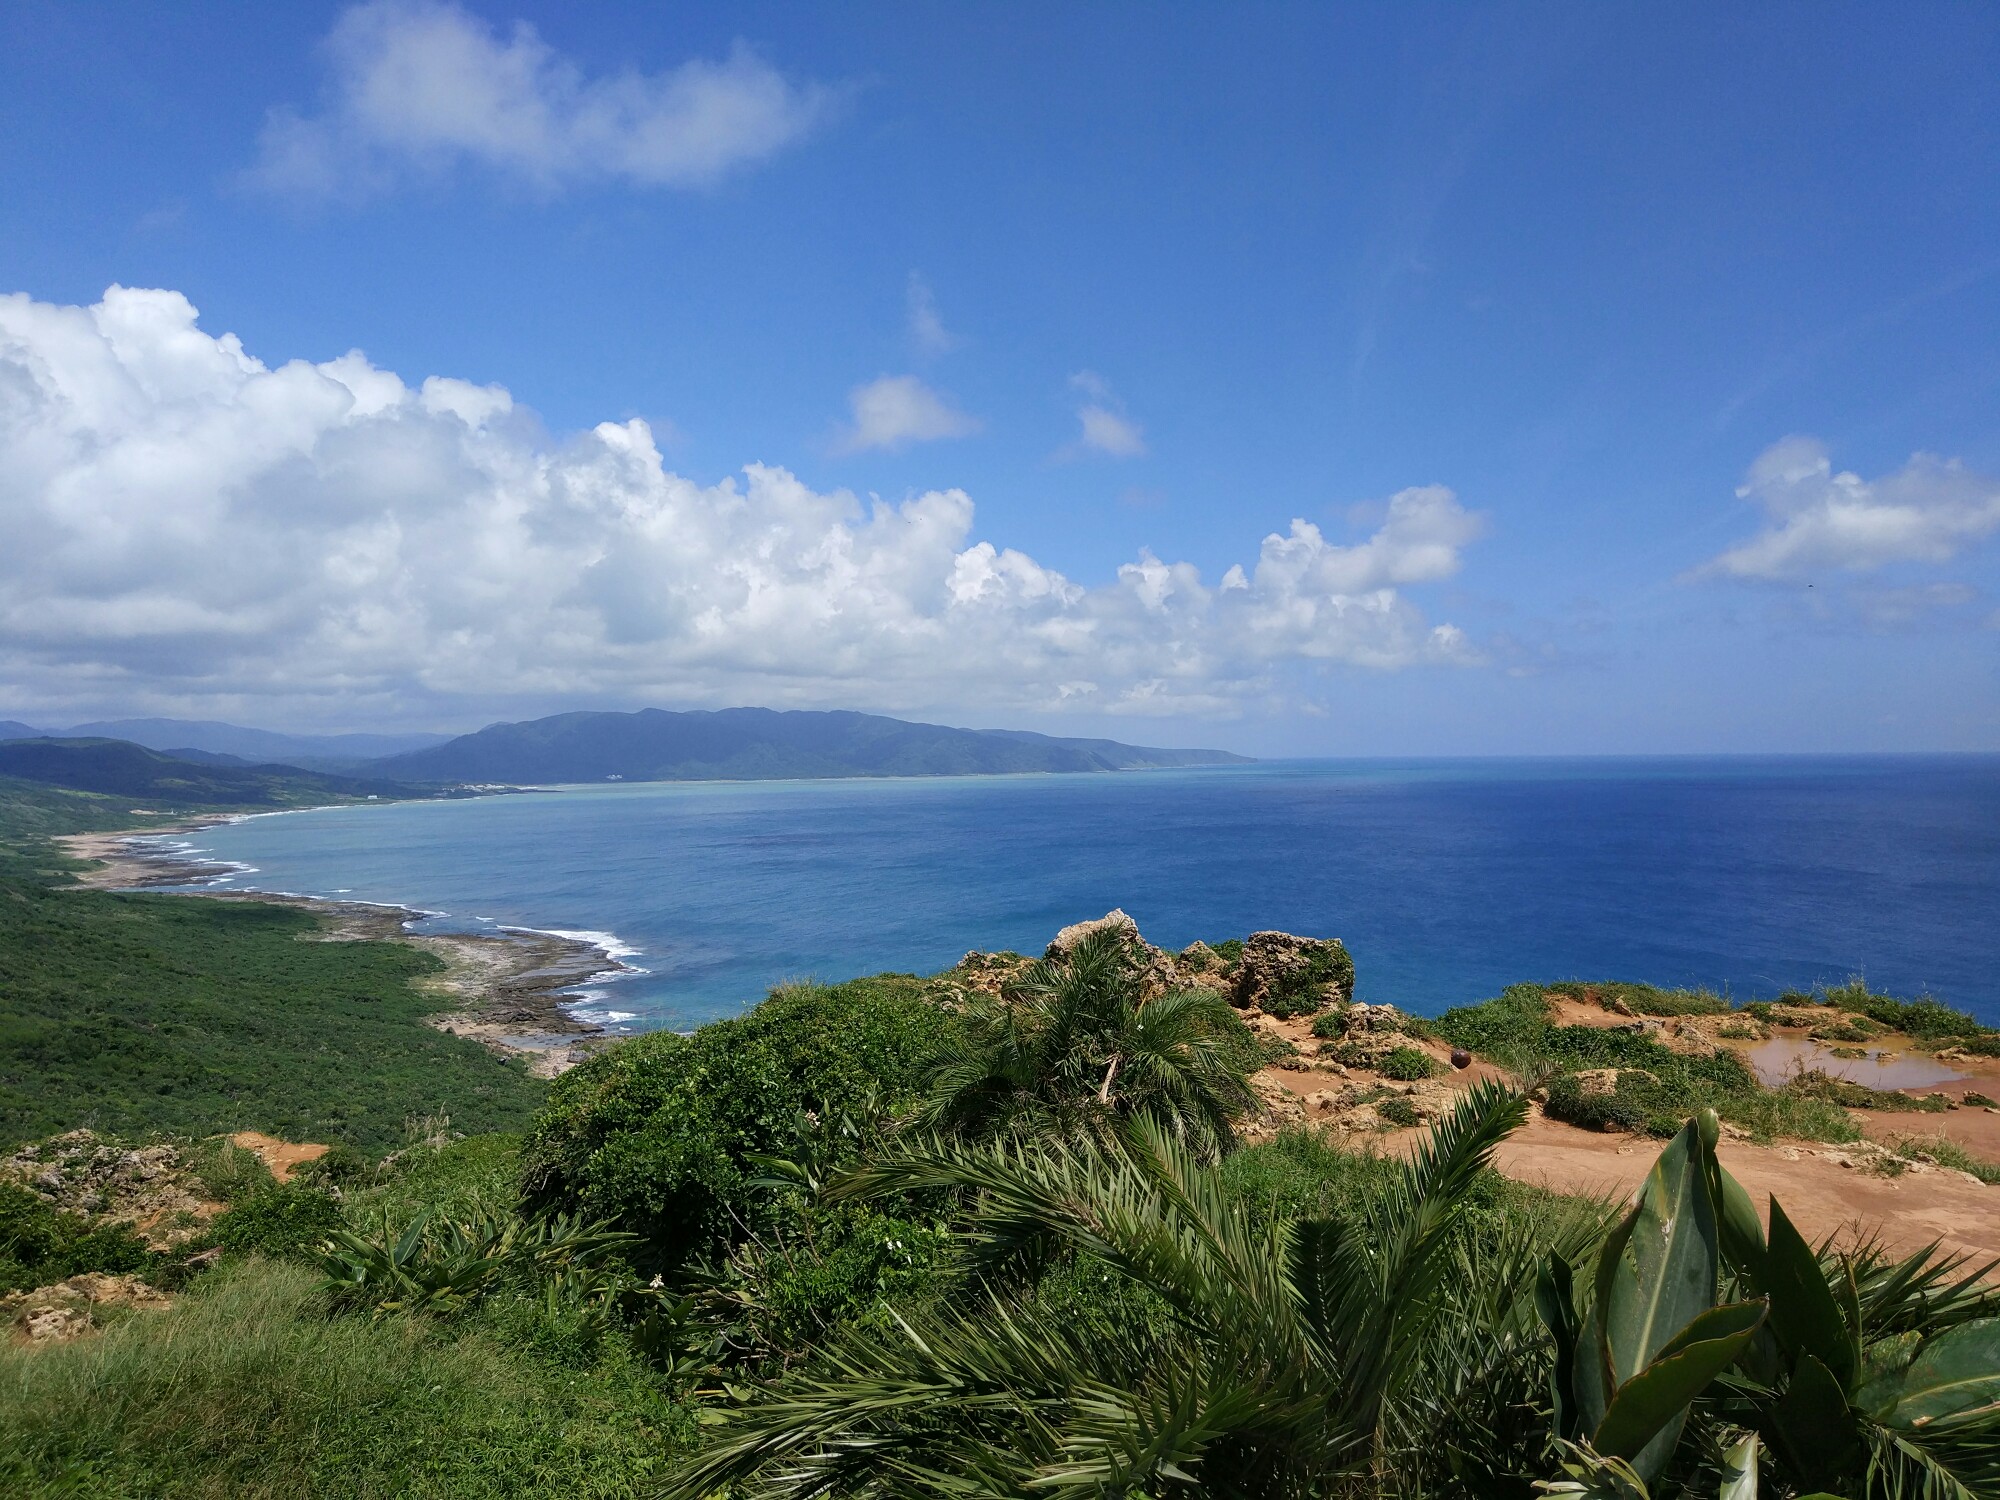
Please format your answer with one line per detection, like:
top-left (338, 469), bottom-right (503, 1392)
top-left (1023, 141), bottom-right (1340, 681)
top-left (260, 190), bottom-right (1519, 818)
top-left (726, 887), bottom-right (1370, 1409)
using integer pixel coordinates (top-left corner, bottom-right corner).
top-left (519, 973), bottom-right (955, 1274)
top-left (0, 843), bottom-right (546, 1151)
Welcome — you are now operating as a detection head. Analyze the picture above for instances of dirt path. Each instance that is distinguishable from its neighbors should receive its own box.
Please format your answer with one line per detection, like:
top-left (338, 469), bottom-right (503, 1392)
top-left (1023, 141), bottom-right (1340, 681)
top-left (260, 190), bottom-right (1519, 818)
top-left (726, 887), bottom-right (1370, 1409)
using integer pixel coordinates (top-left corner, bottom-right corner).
top-left (228, 1130), bottom-right (330, 1183)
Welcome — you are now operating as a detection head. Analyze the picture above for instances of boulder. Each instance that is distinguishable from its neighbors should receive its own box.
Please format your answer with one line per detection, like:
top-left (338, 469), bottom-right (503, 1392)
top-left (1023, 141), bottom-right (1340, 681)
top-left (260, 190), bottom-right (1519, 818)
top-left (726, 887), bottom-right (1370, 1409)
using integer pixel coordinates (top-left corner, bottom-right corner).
top-left (1231, 931), bottom-right (1354, 1017)
top-left (1046, 909), bottom-right (1141, 958)
top-left (1045, 910), bottom-right (1180, 1000)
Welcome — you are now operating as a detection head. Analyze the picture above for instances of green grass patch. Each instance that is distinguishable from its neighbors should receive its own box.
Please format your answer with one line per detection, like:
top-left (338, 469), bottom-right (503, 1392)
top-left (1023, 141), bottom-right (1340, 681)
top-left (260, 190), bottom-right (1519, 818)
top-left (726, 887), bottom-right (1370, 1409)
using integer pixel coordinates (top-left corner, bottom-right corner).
top-left (1436, 983), bottom-right (1869, 1143)
top-left (1883, 1133), bottom-right (2000, 1186)
top-left (0, 1258), bottom-right (691, 1498)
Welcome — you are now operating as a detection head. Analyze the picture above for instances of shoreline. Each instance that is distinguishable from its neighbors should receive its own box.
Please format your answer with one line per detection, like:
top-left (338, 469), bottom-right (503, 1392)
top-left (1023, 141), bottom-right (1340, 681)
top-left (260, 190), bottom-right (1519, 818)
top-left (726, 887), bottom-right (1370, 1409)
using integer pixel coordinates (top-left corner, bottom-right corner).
top-left (55, 821), bottom-right (628, 1079)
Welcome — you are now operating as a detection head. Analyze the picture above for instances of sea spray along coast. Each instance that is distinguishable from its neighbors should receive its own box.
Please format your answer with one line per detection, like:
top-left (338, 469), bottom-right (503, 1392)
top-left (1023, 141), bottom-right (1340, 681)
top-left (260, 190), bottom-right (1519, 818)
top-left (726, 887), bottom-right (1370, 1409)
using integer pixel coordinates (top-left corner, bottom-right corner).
top-left (7, 6), bottom-right (2000, 1497)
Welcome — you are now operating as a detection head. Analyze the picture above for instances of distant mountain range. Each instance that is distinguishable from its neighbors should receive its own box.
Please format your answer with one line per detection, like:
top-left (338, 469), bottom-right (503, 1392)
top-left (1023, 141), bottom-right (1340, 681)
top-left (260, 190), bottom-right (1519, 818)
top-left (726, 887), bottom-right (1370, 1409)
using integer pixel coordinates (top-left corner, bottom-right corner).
top-left (372, 708), bottom-right (1249, 783)
top-left (0, 708), bottom-right (1249, 796)
top-left (0, 718), bottom-right (451, 771)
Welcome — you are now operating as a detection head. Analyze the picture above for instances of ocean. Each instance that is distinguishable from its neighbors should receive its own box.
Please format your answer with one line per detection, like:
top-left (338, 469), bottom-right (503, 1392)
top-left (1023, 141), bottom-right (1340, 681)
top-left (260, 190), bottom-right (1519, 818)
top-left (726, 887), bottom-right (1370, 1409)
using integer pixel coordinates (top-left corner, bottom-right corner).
top-left (156, 756), bottom-right (2000, 1033)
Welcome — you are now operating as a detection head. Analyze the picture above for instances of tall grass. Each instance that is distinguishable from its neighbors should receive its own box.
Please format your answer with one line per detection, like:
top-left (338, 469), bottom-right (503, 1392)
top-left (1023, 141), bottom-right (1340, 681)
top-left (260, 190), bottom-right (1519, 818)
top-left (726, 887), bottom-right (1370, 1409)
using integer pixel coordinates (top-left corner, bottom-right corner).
top-left (0, 1259), bottom-right (689, 1498)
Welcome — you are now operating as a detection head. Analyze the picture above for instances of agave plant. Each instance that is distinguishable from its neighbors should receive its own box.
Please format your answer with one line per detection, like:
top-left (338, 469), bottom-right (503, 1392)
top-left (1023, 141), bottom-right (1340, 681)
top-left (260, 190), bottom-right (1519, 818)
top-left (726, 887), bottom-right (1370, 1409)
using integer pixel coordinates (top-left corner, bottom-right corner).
top-left (315, 1200), bottom-right (639, 1319)
top-left (920, 925), bottom-right (1257, 1159)
top-left (662, 1080), bottom-right (1580, 1498)
top-left (1538, 1111), bottom-right (2000, 1499)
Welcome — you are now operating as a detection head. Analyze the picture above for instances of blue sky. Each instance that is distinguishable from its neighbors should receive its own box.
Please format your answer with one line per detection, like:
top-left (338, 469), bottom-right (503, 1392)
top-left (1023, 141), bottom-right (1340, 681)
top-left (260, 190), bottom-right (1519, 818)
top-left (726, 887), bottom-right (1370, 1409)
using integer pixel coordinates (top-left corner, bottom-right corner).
top-left (1, 2), bottom-right (1997, 753)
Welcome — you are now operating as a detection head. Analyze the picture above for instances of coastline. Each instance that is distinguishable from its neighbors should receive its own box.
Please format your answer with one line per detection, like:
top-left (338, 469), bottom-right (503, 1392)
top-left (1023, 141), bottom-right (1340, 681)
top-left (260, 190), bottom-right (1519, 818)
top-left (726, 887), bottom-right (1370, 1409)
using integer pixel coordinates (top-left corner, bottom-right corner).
top-left (55, 821), bottom-right (626, 1079)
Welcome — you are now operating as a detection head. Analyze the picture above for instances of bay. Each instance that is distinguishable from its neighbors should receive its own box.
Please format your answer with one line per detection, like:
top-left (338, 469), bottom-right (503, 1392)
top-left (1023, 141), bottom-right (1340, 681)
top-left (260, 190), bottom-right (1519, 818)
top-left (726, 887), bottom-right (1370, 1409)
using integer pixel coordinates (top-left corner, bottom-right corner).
top-left (159, 755), bottom-right (2000, 1033)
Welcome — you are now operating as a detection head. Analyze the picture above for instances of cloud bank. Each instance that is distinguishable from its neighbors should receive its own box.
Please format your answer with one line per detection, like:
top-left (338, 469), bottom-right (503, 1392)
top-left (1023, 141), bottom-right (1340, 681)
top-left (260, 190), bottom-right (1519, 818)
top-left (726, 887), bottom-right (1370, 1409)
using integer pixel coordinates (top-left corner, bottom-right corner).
top-left (1701, 436), bottom-right (2000, 580)
top-left (0, 287), bottom-right (1483, 725)
top-left (250, 0), bottom-right (835, 198)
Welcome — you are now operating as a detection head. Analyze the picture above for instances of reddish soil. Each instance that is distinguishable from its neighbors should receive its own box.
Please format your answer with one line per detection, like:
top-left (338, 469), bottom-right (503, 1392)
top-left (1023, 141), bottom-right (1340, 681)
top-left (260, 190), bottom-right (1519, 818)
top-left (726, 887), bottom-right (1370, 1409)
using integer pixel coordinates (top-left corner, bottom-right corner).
top-left (228, 1130), bottom-right (330, 1183)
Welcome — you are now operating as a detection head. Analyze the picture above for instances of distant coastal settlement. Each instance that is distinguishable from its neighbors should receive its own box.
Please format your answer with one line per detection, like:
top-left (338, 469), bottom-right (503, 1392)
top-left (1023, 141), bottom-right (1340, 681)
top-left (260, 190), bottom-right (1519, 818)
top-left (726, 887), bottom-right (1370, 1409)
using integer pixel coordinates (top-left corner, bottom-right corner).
top-left (5, 762), bottom-right (2000, 1495)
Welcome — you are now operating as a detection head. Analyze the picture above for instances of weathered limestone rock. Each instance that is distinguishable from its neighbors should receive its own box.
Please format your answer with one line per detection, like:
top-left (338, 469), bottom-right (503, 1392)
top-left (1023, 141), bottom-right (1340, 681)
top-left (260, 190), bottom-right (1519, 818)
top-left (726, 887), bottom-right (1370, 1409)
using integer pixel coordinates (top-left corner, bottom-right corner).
top-left (2, 1131), bottom-right (215, 1248)
top-left (1230, 931), bottom-right (1353, 1017)
top-left (1045, 910), bottom-right (1180, 999)
top-left (2, 1273), bottom-right (173, 1343)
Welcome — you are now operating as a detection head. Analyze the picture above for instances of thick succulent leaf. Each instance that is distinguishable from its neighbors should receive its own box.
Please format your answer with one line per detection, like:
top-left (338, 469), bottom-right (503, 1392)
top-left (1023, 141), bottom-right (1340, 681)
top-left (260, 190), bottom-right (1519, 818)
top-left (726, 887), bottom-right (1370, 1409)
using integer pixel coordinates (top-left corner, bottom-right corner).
top-left (1710, 1155), bottom-right (1767, 1284)
top-left (1603, 1118), bottom-right (1721, 1382)
top-left (1766, 1352), bottom-right (1865, 1493)
top-left (1577, 1207), bottom-right (1640, 1438)
top-left (1593, 1300), bottom-right (1768, 1476)
top-left (1535, 1440), bottom-right (1653, 1500)
top-left (1889, 1317), bottom-right (2000, 1434)
top-left (1763, 1199), bottom-right (1857, 1388)
top-left (1539, 1252), bottom-right (1581, 1440)
top-left (1719, 1431), bottom-right (1760, 1500)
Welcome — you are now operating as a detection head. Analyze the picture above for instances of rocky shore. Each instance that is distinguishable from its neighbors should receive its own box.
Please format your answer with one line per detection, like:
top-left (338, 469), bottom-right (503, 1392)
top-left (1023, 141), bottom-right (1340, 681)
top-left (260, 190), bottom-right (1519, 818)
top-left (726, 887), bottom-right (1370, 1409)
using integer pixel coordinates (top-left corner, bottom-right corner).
top-left (55, 825), bottom-right (626, 1078)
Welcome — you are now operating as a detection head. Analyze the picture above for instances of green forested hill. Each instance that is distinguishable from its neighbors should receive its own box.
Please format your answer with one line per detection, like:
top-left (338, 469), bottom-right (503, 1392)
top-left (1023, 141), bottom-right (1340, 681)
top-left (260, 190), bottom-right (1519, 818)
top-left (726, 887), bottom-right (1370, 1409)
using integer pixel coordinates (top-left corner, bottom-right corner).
top-left (0, 738), bottom-right (411, 807)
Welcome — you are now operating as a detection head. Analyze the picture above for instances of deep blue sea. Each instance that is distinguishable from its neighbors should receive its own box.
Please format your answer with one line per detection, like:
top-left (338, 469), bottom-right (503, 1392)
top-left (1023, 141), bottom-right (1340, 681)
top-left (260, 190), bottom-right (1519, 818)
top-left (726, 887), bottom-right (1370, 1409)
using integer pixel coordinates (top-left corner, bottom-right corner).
top-left (155, 757), bottom-right (2000, 1033)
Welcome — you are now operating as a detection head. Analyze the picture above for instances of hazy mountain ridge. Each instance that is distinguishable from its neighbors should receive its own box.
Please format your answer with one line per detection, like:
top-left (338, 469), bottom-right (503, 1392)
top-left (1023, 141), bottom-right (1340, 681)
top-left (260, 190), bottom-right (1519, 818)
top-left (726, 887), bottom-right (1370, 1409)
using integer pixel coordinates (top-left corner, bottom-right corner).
top-left (372, 708), bottom-right (1250, 784)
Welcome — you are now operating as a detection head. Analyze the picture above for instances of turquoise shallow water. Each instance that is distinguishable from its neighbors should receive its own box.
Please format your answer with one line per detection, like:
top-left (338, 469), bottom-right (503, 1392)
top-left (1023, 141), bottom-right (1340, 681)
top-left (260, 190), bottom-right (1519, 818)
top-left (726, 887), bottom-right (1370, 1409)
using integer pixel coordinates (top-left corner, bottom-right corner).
top-left (155, 756), bottom-right (2000, 1034)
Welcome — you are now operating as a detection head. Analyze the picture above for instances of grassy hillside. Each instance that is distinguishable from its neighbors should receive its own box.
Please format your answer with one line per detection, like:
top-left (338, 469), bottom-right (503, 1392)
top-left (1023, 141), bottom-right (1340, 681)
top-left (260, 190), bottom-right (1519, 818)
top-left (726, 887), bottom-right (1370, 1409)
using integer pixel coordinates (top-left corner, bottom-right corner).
top-left (0, 843), bottom-right (544, 1152)
top-left (0, 738), bottom-right (410, 807)
top-left (0, 777), bottom-right (200, 841)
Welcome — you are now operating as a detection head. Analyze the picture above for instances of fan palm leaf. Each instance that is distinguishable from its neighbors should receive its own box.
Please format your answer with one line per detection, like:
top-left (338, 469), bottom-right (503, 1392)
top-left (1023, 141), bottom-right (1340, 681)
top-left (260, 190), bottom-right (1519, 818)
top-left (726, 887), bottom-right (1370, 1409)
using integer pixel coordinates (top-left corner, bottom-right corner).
top-left (663, 1081), bottom-right (1532, 1498)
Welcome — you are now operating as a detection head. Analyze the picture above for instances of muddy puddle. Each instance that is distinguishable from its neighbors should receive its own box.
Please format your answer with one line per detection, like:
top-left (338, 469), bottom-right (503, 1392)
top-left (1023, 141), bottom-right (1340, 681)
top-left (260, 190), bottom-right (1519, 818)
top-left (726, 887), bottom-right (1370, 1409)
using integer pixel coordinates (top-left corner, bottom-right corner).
top-left (1745, 1036), bottom-right (1965, 1090)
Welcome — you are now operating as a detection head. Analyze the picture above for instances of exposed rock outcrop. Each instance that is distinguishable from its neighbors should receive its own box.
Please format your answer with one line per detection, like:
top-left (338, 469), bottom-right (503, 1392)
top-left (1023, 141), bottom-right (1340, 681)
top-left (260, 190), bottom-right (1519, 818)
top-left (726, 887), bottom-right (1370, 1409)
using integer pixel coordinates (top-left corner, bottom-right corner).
top-left (1231, 931), bottom-right (1353, 1017)
top-left (2, 1131), bottom-right (217, 1248)
top-left (3, 1273), bottom-right (172, 1344)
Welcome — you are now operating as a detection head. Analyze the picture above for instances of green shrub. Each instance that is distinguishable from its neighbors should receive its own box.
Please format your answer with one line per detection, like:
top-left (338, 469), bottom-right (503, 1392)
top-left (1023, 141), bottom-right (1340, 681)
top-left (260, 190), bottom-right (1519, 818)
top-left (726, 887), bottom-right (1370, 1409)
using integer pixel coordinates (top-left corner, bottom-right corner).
top-left (215, 1184), bottom-right (345, 1259)
top-left (1822, 983), bottom-right (1991, 1043)
top-left (1310, 1009), bottom-right (1348, 1040)
top-left (296, 1143), bottom-right (371, 1188)
top-left (1205, 939), bottom-right (1245, 964)
top-left (1542, 1074), bottom-right (1649, 1134)
top-left (1742, 1001), bottom-right (1777, 1023)
top-left (1218, 1129), bottom-right (1401, 1221)
top-left (0, 1182), bottom-right (154, 1294)
top-left (520, 976), bottom-right (956, 1275)
top-left (187, 1137), bottom-right (279, 1203)
top-left (1260, 943), bottom-right (1354, 1019)
top-left (1964, 1091), bottom-right (1998, 1108)
top-left (1375, 1095), bottom-right (1421, 1128)
top-left (1377, 1046), bottom-right (1439, 1082)
top-left (1964, 1034), bottom-right (2000, 1057)
top-left (1434, 985), bottom-right (1555, 1062)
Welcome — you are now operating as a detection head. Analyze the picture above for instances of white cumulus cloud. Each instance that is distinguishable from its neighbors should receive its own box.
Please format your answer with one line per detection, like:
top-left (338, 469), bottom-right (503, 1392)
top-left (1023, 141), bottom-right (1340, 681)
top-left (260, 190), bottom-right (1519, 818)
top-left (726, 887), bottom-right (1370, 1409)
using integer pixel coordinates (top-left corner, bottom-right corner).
top-left (1700, 436), bottom-right (2000, 580)
top-left (0, 287), bottom-right (1486, 725)
top-left (838, 375), bottom-right (981, 453)
top-left (249, 0), bottom-right (835, 198)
